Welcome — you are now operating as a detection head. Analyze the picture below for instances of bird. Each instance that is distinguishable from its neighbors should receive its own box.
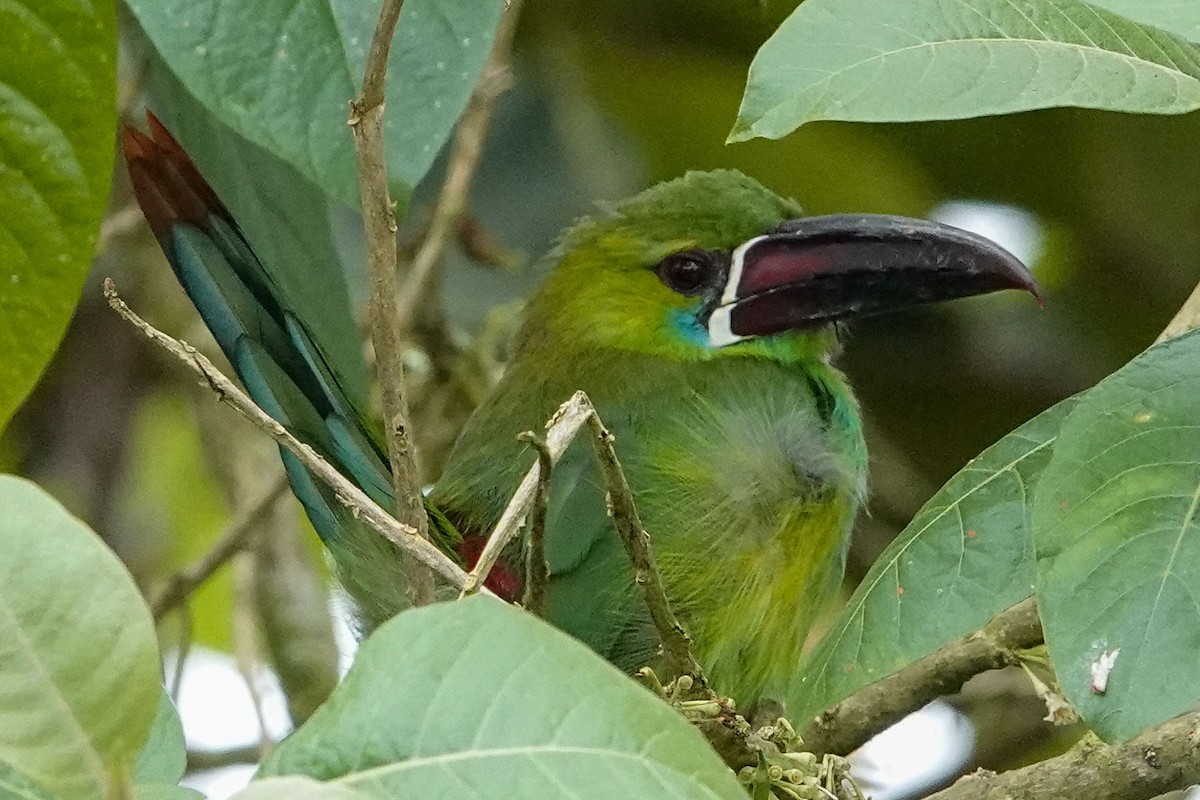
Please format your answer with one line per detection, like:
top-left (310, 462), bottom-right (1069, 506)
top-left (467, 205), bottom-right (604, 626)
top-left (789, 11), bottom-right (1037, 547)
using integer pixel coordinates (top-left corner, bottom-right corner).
top-left (122, 114), bottom-right (1036, 709)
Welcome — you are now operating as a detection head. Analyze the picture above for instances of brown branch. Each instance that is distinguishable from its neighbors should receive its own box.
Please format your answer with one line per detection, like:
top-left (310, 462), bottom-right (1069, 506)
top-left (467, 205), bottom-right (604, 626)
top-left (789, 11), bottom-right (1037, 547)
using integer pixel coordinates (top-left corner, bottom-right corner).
top-left (347, 0), bottom-right (433, 605)
top-left (583, 413), bottom-right (707, 687)
top-left (394, 0), bottom-right (523, 332)
top-left (928, 710), bottom-right (1200, 800)
top-left (517, 432), bottom-right (551, 617)
top-left (149, 474), bottom-right (290, 620)
top-left (461, 391), bottom-right (594, 595)
top-left (104, 278), bottom-right (474, 591)
top-left (799, 597), bottom-right (1042, 757)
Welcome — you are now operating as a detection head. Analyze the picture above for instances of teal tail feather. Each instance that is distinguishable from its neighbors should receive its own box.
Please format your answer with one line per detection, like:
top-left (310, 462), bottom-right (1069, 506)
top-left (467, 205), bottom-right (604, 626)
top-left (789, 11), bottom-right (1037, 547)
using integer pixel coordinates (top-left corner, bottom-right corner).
top-left (122, 113), bottom-right (460, 626)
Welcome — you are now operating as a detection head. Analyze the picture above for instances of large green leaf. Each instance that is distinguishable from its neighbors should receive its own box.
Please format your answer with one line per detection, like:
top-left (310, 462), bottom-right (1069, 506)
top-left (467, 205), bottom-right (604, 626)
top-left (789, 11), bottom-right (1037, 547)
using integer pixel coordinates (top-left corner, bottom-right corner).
top-left (134, 787), bottom-right (204, 800)
top-left (1086, 1), bottom-right (1200, 43)
top-left (0, 0), bottom-right (116, 430)
top-left (234, 777), bottom-right (370, 800)
top-left (0, 762), bottom-right (64, 800)
top-left (255, 596), bottom-right (745, 799)
top-left (789, 397), bottom-right (1076, 720)
top-left (732, 0), bottom-right (1200, 142)
top-left (1035, 330), bottom-right (1200, 741)
top-left (126, 0), bottom-right (505, 208)
top-left (0, 476), bottom-right (161, 800)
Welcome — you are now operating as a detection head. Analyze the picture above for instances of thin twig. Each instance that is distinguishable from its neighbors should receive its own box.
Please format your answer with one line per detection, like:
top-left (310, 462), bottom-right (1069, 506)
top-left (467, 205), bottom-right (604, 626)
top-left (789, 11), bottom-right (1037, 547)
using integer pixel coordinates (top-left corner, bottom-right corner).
top-left (167, 607), bottom-right (192, 702)
top-left (231, 554), bottom-right (274, 759)
top-left (461, 391), bottom-right (594, 595)
top-left (798, 597), bottom-right (1042, 757)
top-left (928, 710), bottom-right (1200, 800)
top-left (517, 431), bottom-right (551, 616)
top-left (459, 391), bottom-right (706, 683)
top-left (394, 0), bottom-right (523, 332)
top-left (584, 413), bottom-right (708, 687)
top-left (104, 278), bottom-right (474, 591)
top-left (149, 474), bottom-right (289, 620)
top-left (348, 0), bottom-right (434, 605)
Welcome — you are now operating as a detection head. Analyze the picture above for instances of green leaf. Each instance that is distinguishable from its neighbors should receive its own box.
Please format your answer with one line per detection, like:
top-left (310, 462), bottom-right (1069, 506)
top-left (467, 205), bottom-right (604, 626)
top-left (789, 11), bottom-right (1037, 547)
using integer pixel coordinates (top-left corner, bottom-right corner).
top-left (126, 0), bottom-right (505, 208)
top-left (234, 777), bottom-right (371, 800)
top-left (133, 693), bottom-right (187, 786)
top-left (732, 0), bottom-right (1200, 142)
top-left (0, 0), bottom-right (116, 430)
top-left (0, 762), bottom-right (65, 800)
top-left (1086, 1), bottom-right (1200, 44)
top-left (258, 596), bottom-right (745, 800)
top-left (134, 786), bottom-right (205, 800)
top-left (789, 397), bottom-right (1076, 720)
top-left (0, 476), bottom-right (161, 800)
top-left (1035, 330), bottom-right (1200, 741)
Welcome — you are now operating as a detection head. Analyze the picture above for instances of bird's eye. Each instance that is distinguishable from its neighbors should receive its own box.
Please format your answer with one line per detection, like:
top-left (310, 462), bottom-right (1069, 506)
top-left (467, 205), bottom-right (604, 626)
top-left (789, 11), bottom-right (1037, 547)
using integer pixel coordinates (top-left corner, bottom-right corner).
top-left (656, 250), bottom-right (714, 296)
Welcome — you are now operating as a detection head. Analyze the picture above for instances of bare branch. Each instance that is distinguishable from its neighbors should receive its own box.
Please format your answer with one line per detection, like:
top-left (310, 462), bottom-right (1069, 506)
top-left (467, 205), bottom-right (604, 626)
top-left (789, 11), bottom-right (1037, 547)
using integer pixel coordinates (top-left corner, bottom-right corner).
top-left (928, 710), bottom-right (1200, 800)
top-left (347, 0), bottom-right (434, 604)
top-left (104, 278), bottom-right (474, 591)
top-left (395, 0), bottom-right (523, 332)
top-left (231, 554), bottom-right (274, 759)
top-left (150, 474), bottom-right (290, 620)
top-left (584, 412), bottom-right (708, 686)
top-left (461, 391), bottom-right (594, 595)
top-left (799, 597), bottom-right (1042, 757)
top-left (518, 432), bottom-right (551, 617)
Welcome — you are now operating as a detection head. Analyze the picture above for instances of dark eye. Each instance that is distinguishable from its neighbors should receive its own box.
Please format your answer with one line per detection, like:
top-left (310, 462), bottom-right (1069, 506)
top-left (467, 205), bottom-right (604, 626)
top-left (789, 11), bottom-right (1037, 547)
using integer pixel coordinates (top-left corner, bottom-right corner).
top-left (656, 250), bottom-right (714, 295)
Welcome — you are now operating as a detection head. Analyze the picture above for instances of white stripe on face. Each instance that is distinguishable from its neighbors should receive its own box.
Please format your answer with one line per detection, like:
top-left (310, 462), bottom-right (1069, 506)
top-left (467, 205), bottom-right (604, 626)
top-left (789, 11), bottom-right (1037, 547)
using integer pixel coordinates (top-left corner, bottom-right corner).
top-left (707, 304), bottom-right (741, 347)
top-left (708, 234), bottom-right (766, 347)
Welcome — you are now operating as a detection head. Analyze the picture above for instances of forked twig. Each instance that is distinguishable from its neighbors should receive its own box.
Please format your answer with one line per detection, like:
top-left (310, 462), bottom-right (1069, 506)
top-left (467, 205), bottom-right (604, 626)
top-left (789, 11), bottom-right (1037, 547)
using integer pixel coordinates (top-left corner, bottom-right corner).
top-left (150, 474), bottom-right (290, 620)
top-left (460, 392), bottom-right (594, 594)
top-left (462, 391), bottom-right (707, 685)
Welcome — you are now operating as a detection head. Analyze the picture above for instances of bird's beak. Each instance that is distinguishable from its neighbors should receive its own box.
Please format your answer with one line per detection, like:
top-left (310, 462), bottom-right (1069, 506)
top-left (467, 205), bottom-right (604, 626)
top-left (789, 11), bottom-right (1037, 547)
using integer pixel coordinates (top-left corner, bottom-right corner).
top-left (707, 214), bottom-right (1040, 347)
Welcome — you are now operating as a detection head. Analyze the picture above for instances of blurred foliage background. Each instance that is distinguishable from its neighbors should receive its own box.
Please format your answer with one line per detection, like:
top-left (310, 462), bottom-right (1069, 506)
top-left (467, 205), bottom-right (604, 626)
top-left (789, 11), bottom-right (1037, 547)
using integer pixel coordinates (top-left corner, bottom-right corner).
top-left (4, 0), bottom-right (1198, 792)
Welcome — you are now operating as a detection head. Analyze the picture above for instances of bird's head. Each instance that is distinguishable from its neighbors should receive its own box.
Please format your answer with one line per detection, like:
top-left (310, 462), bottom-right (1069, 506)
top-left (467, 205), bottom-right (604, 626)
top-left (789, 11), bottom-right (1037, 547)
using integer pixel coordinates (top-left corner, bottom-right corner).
top-left (521, 170), bottom-right (1037, 363)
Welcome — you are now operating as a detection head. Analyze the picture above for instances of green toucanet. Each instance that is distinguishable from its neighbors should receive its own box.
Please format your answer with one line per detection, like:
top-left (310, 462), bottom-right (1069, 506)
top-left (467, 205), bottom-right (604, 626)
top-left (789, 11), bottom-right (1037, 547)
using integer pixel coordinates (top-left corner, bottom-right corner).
top-left (122, 115), bottom-right (1036, 707)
